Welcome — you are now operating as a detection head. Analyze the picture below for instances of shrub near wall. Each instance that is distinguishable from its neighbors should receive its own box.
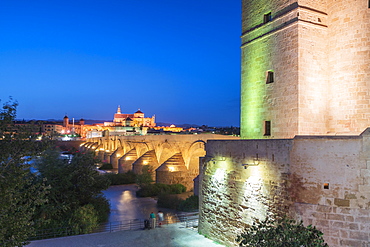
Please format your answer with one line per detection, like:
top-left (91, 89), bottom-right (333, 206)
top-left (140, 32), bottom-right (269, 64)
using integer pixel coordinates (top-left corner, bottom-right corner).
top-left (104, 171), bottom-right (136, 185)
top-left (178, 195), bottom-right (199, 212)
top-left (157, 194), bottom-right (183, 209)
top-left (136, 183), bottom-right (186, 197)
top-left (157, 195), bottom-right (199, 212)
top-left (236, 217), bottom-right (328, 247)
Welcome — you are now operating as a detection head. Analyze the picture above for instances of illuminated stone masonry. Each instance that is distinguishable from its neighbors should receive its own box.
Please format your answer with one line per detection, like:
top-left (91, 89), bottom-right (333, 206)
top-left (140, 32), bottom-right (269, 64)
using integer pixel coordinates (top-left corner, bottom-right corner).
top-left (241, 0), bottom-right (370, 139)
top-left (81, 134), bottom-right (238, 191)
top-left (199, 130), bottom-right (370, 246)
top-left (106, 105), bottom-right (156, 128)
top-left (199, 0), bottom-right (370, 246)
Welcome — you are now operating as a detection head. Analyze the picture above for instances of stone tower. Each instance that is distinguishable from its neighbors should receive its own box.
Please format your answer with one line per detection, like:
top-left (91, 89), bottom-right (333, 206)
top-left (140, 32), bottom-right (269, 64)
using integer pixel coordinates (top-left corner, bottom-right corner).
top-left (241, 0), bottom-right (370, 139)
top-left (63, 115), bottom-right (69, 128)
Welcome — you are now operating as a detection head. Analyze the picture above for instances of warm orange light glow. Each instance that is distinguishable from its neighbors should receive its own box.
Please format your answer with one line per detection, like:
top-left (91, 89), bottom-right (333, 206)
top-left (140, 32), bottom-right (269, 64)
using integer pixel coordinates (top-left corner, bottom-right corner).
top-left (168, 166), bottom-right (175, 172)
top-left (152, 125), bottom-right (183, 132)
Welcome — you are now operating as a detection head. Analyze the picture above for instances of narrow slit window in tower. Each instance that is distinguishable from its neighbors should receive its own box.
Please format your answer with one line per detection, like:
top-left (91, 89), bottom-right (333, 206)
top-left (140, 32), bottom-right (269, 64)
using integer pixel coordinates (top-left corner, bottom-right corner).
top-left (264, 12), bottom-right (272, 23)
top-left (266, 71), bottom-right (274, 84)
top-left (264, 121), bottom-right (271, 136)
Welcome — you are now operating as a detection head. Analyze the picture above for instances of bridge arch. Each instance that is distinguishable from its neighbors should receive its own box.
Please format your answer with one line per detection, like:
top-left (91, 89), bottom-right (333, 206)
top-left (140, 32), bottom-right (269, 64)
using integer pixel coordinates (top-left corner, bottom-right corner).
top-left (81, 134), bottom-right (239, 191)
top-left (118, 148), bottom-right (138, 173)
top-left (156, 141), bottom-right (178, 165)
top-left (132, 150), bottom-right (159, 178)
top-left (185, 140), bottom-right (206, 171)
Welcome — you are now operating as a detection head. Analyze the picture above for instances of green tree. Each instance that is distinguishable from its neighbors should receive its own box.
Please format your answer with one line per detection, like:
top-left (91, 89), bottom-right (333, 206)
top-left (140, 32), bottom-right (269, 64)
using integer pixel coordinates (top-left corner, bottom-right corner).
top-left (35, 150), bottom-right (111, 230)
top-left (0, 98), bottom-right (49, 247)
top-left (69, 204), bottom-right (99, 234)
top-left (236, 217), bottom-right (328, 247)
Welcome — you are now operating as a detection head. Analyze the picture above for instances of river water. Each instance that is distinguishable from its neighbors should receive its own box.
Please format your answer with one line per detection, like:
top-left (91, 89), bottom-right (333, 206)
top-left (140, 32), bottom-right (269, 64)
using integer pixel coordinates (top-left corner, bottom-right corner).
top-left (102, 184), bottom-right (180, 223)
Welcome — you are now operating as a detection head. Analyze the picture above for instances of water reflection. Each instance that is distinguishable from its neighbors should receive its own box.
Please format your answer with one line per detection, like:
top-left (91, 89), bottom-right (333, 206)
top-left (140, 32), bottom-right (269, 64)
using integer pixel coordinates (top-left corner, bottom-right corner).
top-left (103, 184), bottom-right (179, 223)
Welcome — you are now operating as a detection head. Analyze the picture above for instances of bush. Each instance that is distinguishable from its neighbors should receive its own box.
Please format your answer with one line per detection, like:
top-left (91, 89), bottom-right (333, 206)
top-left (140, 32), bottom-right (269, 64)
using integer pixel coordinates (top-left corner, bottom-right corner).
top-left (236, 217), bottom-right (328, 247)
top-left (157, 194), bottom-right (183, 209)
top-left (178, 195), bottom-right (199, 212)
top-left (104, 171), bottom-right (136, 185)
top-left (89, 195), bottom-right (111, 223)
top-left (136, 184), bottom-right (159, 197)
top-left (170, 184), bottom-right (186, 194)
top-left (98, 163), bottom-right (113, 170)
top-left (136, 183), bottom-right (186, 197)
top-left (69, 204), bottom-right (98, 234)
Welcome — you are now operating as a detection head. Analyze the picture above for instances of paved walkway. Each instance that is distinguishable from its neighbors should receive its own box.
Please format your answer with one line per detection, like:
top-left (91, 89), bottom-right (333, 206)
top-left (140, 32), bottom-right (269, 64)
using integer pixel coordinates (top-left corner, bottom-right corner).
top-left (27, 223), bottom-right (224, 247)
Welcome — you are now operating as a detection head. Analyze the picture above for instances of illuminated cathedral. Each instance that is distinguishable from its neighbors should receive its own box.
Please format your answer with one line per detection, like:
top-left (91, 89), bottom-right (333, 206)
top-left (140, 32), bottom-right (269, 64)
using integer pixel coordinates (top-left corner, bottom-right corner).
top-left (104, 106), bottom-right (155, 127)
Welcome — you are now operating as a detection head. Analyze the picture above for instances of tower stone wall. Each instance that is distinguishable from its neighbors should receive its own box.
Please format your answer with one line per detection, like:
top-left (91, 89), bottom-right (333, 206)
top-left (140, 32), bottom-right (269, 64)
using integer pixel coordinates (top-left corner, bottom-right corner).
top-left (241, 0), bottom-right (370, 139)
top-left (199, 132), bottom-right (370, 246)
top-left (200, 1), bottom-right (370, 246)
top-left (327, 0), bottom-right (370, 134)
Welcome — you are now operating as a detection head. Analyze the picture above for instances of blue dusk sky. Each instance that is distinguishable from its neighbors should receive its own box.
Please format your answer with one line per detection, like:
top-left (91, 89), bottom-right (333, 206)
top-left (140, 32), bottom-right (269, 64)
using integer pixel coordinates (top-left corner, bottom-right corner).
top-left (0, 0), bottom-right (241, 127)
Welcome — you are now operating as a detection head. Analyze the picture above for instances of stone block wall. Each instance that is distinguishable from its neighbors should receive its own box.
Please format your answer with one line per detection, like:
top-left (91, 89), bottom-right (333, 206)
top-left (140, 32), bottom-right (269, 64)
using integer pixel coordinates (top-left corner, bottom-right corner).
top-left (297, 4), bottom-right (329, 135)
top-left (156, 170), bottom-right (197, 191)
top-left (199, 139), bottom-right (293, 246)
top-left (199, 131), bottom-right (370, 246)
top-left (327, 0), bottom-right (370, 135)
top-left (241, 0), bottom-right (301, 139)
top-left (241, 0), bottom-right (370, 139)
top-left (295, 204), bottom-right (370, 246)
top-left (290, 134), bottom-right (370, 246)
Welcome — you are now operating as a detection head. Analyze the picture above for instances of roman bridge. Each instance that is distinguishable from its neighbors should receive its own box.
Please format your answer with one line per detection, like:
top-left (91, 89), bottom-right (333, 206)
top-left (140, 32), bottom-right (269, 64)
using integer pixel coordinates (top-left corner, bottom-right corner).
top-left (80, 134), bottom-right (239, 190)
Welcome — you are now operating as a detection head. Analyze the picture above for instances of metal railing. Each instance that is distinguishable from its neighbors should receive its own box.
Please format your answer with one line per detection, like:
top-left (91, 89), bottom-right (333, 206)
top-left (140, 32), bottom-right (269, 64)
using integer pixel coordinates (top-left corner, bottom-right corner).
top-left (30, 212), bottom-right (199, 241)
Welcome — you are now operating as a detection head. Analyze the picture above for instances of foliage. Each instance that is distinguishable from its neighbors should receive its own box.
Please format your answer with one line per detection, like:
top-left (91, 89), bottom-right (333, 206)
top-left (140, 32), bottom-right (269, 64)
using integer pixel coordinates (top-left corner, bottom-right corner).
top-left (34, 150), bottom-right (111, 230)
top-left (98, 162), bottom-right (113, 170)
top-left (69, 204), bottom-right (99, 234)
top-left (0, 98), bottom-right (50, 247)
top-left (0, 98), bottom-right (111, 245)
top-left (0, 164), bottom-right (48, 247)
top-left (0, 98), bottom-right (17, 125)
top-left (89, 194), bottom-right (111, 223)
top-left (157, 194), bottom-right (183, 209)
top-left (236, 217), bottom-right (328, 247)
top-left (136, 183), bottom-right (186, 197)
top-left (104, 171), bottom-right (136, 185)
top-left (178, 195), bottom-right (199, 212)
top-left (135, 165), bottom-right (154, 187)
top-left (170, 183), bottom-right (187, 194)
top-left (157, 194), bottom-right (199, 211)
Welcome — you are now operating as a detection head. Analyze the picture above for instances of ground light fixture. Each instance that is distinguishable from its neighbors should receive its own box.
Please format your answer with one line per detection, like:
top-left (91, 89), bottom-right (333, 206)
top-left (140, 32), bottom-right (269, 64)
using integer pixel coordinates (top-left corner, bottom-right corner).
top-left (209, 156), bottom-right (226, 164)
top-left (242, 157), bottom-right (259, 169)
